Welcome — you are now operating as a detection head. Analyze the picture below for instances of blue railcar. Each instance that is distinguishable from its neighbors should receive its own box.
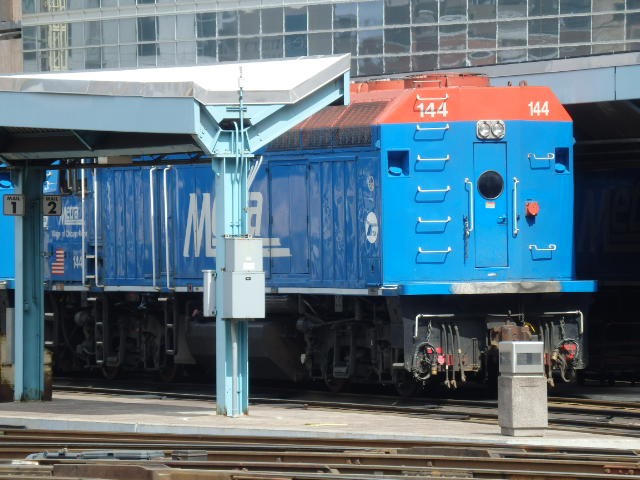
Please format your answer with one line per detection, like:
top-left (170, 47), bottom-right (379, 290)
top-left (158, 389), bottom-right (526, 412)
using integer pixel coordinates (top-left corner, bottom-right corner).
top-left (3, 75), bottom-right (596, 392)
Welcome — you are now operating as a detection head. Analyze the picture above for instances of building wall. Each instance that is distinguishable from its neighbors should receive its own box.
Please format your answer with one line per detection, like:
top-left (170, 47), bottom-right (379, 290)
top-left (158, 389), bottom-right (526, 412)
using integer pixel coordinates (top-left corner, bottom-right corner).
top-left (0, 0), bottom-right (22, 73)
top-left (19, 0), bottom-right (640, 76)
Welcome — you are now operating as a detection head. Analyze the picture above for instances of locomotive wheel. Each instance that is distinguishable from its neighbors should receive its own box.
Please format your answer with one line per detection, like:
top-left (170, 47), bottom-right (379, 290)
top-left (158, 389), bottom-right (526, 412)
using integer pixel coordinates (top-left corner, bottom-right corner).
top-left (159, 359), bottom-right (179, 383)
top-left (324, 375), bottom-right (347, 393)
top-left (394, 370), bottom-right (418, 398)
top-left (101, 365), bottom-right (120, 380)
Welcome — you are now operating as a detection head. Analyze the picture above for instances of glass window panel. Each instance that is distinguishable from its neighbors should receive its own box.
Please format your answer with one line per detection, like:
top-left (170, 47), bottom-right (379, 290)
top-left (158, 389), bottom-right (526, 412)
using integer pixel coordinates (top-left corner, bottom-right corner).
top-left (261, 35), bottom-right (283, 58)
top-left (334, 31), bottom-right (357, 54)
top-left (137, 43), bottom-right (158, 66)
top-left (119, 44), bottom-right (137, 67)
top-left (158, 16), bottom-right (175, 41)
top-left (629, 0), bottom-right (640, 8)
top-left (498, 20), bottom-right (526, 47)
top-left (385, 27), bottom-right (410, 53)
top-left (102, 45), bottom-right (119, 68)
top-left (308, 32), bottom-right (332, 54)
top-left (440, 0), bottom-right (466, 21)
top-left (102, 19), bottom-right (118, 44)
top-left (240, 37), bottom-right (260, 59)
top-left (359, 29), bottom-right (383, 55)
top-left (67, 48), bottom-right (84, 70)
top-left (528, 18), bottom-right (558, 45)
top-left (240, 9), bottom-right (259, 35)
top-left (102, 0), bottom-right (117, 6)
top-left (593, 14), bottom-right (624, 42)
top-left (560, 0), bottom-right (590, 14)
top-left (218, 38), bottom-right (238, 61)
top-left (592, 43), bottom-right (625, 54)
top-left (158, 0), bottom-right (174, 4)
top-left (137, 0), bottom-right (156, 4)
top-left (385, 0), bottom-right (410, 25)
top-left (334, 3), bottom-right (357, 29)
top-left (119, 18), bottom-right (136, 43)
top-left (498, 48), bottom-right (526, 63)
top-left (498, 0), bottom-right (525, 19)
top-left (413, 0), bottom-right (438, 23)
top-left (23, 0), bottom-right (36, 15)
top-left (593, 0), bottom-right (625, 11)
top-left (218, 11), bottom-right (238, 37)
top-left (439, 23), bottom-right (466, 50)
top-left (439, 52), bottom-right (466, 68)
top-left (24, 52), bottom-right (37, 72)
top-left (359, 1), bottom-right (383, 27)
top-left (469, 22), bottom-right (496, 49)
top-left (285, 6), bottom-right (307, 32)
top-left (67, 0), bottom-right (83, 9)
top-left (412, 53), bottom-right (437, 70)
top-left (138, 16), bottom-right (156, 42)
top-left (469, 0), bottom-right (496, 21)
top-left (197, 12), bottom-right (216, 38)
top-left (285, 33), bottom-right (307, 56)
top-left (23, 26), bottom-right (37, 51)
top-left (68, 23), bottom-right (83, 48)
top-left (412, 25), bottom-right (437, 52)
top-left (528, 47), bottom-right (558, 60)
top-left (628, 41), bottom-right (640, 51)
top-left (309, 5), bottom-right (332, 30)
top-left (85, 46), bottom-right (102, 69)
top-left (627, 13), bottom-right (640, 40)
top-left (559, 44), bottom-right (590, 57)
top-left (197, 39), bottom-right (216, 64)
top-left (176, 41), bottom-right (196, 65)
top-left (86, 20), bottom-right (102, 46)
top-left (358, 56), bottom-right (383, 76)
top-left (85, 0), bottom-right (100, 8)
top-left (469, 49), bottom-right (496, 65)
top-left (262, 8), bottom-right (283, 34)
top-left (157, 42), bottom-right (176, 65)
top-left (529, 0), bottom-right (558, 16)
top-left (38, 26), bottom-right (49, 49)
top-left (176, 14), bottom-right (195, 40)
top-left (119, 0), bottom-right (135, 5)
top-left (559, 16), bottom-right (590, 43)
top-left (384, 55), bottom-right (410, 74)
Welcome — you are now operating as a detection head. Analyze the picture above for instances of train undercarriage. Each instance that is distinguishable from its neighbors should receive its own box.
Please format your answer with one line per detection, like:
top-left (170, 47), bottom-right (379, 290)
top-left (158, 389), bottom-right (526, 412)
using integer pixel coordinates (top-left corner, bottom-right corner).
top-left (38, 290), bottom-right (589, 395)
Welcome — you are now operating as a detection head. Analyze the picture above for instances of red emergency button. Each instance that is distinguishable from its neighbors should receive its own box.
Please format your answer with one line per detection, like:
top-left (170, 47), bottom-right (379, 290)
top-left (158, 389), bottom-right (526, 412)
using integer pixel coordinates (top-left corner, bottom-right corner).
top-left (525, 201), bottom-right (540, 217)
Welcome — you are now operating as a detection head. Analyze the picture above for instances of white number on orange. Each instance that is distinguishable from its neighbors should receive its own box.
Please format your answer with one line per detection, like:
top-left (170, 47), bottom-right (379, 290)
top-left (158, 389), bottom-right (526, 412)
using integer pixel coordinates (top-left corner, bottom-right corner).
top-left (528, 100), bottom-right (549, 117)
top-left (417, 102), bottom-right (448, 118)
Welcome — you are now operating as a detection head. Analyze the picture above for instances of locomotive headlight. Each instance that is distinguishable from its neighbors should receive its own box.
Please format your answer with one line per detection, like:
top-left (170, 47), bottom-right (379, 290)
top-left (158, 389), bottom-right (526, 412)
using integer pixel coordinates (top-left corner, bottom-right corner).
top-left (477, 121), bottom-right (491, 139)
top-left (491, 120), bottom-right (506, 138)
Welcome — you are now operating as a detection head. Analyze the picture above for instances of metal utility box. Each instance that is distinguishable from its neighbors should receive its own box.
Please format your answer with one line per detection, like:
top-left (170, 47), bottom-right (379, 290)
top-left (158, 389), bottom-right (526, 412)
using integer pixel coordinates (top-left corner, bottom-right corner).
top-left (202, 270), bottom-right (216, 318)
top-left (499, 341), bottom-right (544, 376)
top-left (222, 237), bottom-right (265, 319)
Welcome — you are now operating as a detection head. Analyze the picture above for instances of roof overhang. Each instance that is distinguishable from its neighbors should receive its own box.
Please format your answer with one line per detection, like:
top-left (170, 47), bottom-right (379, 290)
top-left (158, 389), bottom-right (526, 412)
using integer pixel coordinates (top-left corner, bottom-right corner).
top-left (0, 55), bottom-right (351, 162)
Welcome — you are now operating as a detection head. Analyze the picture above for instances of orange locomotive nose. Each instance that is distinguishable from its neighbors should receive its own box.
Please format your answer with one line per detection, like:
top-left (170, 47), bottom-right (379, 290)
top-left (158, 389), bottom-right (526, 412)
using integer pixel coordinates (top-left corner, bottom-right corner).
top-left (525, 201), bottom-right (540, 217)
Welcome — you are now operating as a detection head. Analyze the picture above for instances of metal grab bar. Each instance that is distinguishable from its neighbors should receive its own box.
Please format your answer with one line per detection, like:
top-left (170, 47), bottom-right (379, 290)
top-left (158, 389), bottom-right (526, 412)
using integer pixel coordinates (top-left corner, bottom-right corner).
top-left (543, 309), bottom-right (584, 335)
top-left (416, 93), bottom-right (449, 101)
top-left (149, 166), bottom-right (158, 290)
top-left (416, 123), bottom-right (450, 132)
top-left (417, 216), bottom-right (451, 224)
top-left (416, 154), bottom-right (450, 162)
top-left (528, 153), bottom-right (555, 161)
top-left (513, 177), bottom-right (520, 236)
top-left (92, 167), bottom-right (103, 288)
top-left (80, 159), bottom-right (86, 286)
top-left (163, 166), bottom-right (173, 290)
top-left (414, 313), bottom-right (455, 339)
top-left (418, 246), bottom-right (452, 254)
top-left (529, 243), bottom-right (557, 252)
top-left (464, 178), bottom-right (474, 235)
top-left (417, 185), bottom-right (451, 193)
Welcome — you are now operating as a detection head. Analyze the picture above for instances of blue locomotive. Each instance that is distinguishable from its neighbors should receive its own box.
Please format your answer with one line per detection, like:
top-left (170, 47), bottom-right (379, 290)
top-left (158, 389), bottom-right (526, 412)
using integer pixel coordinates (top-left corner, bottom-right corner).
top-left (0, 74), bottom-right (595, 393)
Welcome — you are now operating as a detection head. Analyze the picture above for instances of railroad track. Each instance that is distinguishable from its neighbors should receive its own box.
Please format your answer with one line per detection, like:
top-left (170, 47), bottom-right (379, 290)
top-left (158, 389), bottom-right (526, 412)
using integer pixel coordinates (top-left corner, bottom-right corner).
top-left (0, 428), bottom-right (639, 479)
top-left (53, 380), bottom-right (640, 437)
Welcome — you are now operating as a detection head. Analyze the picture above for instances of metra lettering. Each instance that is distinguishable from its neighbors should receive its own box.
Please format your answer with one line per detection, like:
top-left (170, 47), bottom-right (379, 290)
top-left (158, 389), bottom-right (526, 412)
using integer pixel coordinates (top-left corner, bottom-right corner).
top-left (183, 192), bottom-right (263, 257)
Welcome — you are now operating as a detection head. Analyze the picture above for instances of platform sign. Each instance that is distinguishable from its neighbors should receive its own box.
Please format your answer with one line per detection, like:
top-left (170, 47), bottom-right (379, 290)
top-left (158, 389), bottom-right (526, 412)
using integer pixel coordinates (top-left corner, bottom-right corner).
top-left (3, 194), bottom-right (24, 216)
top-left (43, 195), bottom-right (62, 216)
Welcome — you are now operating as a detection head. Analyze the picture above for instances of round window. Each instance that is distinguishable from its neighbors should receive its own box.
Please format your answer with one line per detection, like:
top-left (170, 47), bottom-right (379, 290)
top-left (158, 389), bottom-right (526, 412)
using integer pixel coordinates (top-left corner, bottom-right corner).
top-left (477, 170), bottom-right (504, 200)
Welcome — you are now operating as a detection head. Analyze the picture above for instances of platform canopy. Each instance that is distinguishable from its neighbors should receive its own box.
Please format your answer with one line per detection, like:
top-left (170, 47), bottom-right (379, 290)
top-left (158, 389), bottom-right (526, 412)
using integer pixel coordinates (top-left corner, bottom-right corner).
top-left (0, 54), bottom-right (350, 162)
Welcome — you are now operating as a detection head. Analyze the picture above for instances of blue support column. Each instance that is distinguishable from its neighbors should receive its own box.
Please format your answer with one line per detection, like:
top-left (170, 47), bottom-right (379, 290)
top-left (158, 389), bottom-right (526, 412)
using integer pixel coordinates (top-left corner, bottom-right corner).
top-left (13, 164), bottom-right (45, 401)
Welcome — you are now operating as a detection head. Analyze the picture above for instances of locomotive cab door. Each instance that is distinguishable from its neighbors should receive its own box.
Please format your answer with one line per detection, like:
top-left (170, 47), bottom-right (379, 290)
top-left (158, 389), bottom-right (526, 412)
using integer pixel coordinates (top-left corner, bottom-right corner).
top-left (472, 143), bottom-right (508, 268)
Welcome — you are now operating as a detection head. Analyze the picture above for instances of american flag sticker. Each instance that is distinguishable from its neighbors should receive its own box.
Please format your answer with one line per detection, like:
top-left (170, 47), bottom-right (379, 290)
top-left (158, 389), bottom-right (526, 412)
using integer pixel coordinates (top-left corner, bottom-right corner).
top-left (51, 249), bottom-right (65, 275)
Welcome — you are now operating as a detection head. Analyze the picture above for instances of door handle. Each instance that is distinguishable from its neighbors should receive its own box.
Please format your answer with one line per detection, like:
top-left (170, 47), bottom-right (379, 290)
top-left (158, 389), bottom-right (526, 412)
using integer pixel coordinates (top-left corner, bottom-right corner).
top-left (497, 215), bottom-right (507, 224)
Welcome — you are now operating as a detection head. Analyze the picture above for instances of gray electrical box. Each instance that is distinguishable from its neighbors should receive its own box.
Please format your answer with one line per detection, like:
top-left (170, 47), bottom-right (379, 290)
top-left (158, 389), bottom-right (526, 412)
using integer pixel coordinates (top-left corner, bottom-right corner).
top-left (499, 341), bottom-right (544, 376)
top-left (222, 237), bottom-right (265, 319)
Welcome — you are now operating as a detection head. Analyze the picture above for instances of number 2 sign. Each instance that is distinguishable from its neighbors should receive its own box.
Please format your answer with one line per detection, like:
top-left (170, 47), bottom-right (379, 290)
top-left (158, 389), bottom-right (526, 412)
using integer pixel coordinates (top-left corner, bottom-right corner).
top-left (43, 195), bottom-right (62, 216)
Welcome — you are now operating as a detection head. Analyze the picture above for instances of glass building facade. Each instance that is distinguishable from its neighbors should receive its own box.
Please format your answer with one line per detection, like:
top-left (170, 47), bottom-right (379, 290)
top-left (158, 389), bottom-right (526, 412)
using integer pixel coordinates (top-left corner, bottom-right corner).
top-left (21, 0), bottom-right (640, 76)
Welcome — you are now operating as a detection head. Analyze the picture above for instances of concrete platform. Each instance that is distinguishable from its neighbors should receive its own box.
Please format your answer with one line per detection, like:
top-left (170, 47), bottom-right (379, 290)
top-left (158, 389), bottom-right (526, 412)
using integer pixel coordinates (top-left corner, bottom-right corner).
top-left (0, 391), bottom-right (637, 451)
